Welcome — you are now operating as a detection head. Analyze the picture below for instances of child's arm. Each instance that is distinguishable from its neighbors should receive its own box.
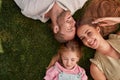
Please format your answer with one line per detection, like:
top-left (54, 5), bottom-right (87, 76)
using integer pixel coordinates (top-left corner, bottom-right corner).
top-left (44, 66), bottom-right (59, 80)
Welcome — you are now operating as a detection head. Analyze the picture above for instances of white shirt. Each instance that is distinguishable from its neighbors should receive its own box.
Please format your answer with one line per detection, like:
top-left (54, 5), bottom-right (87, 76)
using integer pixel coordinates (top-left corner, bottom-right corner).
top-left (14, 0), bottom-right (87, 22)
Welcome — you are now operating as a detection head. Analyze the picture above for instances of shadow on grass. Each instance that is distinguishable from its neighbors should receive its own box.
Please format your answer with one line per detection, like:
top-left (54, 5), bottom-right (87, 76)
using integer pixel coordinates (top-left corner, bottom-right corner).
top-left (0, 0), bottom-right (60, 80)
top-left (0, 0), bottom-right (93, 80)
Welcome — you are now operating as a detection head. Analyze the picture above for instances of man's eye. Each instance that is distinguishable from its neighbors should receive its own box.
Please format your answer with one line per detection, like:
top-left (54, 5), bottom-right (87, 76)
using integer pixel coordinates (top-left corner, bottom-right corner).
top-left (67, 16), bottom-right (71, 19)
top-left (66, 16), bottom-right (71, 23)
top-left (66, 19), bottom-right (69, 23)
top-left (67, 15), bottom-right (71, 19)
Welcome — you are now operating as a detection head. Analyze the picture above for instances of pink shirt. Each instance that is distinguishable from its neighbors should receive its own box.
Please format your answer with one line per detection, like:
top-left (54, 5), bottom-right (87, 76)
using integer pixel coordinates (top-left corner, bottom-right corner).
top-left (44, 62), bottom-right (88, 80)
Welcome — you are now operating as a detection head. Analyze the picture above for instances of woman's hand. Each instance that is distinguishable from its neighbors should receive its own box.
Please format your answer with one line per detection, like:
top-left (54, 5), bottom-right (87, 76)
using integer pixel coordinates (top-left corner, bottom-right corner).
top-left (92, 17), bottom-right (120, 26)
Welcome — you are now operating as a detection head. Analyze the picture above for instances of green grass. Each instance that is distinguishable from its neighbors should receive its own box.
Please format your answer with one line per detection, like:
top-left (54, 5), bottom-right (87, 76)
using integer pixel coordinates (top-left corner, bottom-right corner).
top-left (0, 0), bottom-right (94, 80)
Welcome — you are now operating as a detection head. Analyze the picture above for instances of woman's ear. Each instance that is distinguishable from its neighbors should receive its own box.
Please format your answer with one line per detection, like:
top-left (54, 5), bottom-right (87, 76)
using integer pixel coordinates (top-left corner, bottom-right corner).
top-left (53, 25), bottom-right (59, 33)
top-left (96, 26), bottom-right (101, 33)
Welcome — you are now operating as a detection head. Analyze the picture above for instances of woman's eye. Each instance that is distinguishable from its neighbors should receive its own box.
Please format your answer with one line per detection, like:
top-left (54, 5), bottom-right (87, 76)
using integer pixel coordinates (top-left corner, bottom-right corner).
top-left (87, 32), bottom-right (92, 36)
top-left (80, 37), bottom-right (85, 41)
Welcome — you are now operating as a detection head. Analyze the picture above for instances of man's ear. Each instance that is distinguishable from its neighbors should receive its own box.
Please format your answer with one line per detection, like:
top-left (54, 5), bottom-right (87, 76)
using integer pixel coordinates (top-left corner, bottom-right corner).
top-left (53, 25), bottom-right (59, 33)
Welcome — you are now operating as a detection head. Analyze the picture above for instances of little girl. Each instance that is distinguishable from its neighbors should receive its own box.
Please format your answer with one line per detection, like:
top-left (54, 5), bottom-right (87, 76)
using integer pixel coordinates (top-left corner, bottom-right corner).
top-left (44, 40), bottom-right (88, 80)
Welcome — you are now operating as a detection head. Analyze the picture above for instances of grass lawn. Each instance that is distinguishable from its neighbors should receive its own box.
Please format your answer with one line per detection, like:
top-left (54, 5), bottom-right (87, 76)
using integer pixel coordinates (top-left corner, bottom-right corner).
top-left (0, 0), bottom-right (94, 80)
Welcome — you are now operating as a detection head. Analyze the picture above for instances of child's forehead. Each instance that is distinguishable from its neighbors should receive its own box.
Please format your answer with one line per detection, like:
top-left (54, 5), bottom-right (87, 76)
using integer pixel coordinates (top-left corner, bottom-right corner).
top-left (61, 51), bottom-right (78, 57)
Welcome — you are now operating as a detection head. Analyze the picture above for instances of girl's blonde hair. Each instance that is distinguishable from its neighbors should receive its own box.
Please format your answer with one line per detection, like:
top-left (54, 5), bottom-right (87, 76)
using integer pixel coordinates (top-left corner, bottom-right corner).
top-left (47, 40), bottom-right (82, 69)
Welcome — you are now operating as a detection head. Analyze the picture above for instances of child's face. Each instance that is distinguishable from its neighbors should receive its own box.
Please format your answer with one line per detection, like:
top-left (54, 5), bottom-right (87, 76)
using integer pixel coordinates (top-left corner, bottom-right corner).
top-left (61, 51), bottom-right (79, 70)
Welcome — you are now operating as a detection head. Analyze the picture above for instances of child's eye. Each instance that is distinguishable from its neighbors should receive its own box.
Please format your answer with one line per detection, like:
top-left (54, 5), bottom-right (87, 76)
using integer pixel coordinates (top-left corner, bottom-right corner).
top-left (71, 59), bottom-right (75, 61)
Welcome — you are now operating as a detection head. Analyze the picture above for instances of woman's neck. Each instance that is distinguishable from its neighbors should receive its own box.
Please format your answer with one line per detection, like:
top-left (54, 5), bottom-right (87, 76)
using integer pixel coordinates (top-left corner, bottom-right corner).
top-left (97, 39), bottom-right (111, 55)
top-left (97, 39), bottom-right (120, 59)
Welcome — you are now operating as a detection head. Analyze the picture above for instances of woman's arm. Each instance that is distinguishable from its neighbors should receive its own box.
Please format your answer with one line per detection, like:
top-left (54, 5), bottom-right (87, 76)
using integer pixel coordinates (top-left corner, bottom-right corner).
top-left (92, 17), bottom-right (120, 26)
top-left (90, 63), bottom-right (106, 80)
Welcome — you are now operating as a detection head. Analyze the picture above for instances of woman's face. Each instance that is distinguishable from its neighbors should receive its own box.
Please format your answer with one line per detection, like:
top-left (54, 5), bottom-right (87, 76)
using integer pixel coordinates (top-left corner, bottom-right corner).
top-left (77, 24), bottom-right (101, 49)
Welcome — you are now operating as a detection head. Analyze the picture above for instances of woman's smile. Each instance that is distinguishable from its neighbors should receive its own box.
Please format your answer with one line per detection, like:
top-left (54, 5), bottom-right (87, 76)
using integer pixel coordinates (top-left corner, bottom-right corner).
top-left (89, 39), bottom-right (98, 49)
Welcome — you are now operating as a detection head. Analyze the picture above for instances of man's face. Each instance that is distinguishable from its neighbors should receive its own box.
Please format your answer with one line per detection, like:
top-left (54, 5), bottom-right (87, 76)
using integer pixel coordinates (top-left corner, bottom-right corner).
top-left (57, 11), bottom-right (76, 41)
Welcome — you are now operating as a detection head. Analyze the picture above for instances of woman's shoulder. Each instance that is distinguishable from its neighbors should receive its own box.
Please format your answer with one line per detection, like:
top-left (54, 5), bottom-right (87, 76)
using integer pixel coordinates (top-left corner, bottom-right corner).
top-left (107, 34), bottom-right (120, 53)
top-left (108, 34), bottom-right (120, 39)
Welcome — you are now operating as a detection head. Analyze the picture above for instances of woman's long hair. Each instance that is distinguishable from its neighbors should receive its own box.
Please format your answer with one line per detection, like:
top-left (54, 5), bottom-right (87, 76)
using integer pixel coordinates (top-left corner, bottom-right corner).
top-left (83, 0), bottom-right (120, 36)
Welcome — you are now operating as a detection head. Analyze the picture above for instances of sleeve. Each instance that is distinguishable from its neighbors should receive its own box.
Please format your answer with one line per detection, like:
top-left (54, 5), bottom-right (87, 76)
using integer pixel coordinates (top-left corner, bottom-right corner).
top-left (78, 67), bottom-right (88, 80)
top-left (107, 34), bottom-right (120, 53)
top-left (14, 0), bottom-right (54, 22)
top-left (108, 34), bottom-right (120, 39)
top-left (44, 67), bottom-right (59, 80)
top-left (90, 54), bottom-right (104, 73)
top-left (57, 0), bottom-right (87, 15)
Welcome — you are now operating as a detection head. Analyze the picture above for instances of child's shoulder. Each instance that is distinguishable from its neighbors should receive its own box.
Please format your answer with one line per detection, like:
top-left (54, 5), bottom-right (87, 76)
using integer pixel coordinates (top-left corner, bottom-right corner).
top-left (76, 65), bottom-right (86, 73)
top-left (46, 62), bottom-right (61, 74)
top-left (46, 66), bottom-right (58, 74)
top-left (44, 65), bottom-right (59, 80)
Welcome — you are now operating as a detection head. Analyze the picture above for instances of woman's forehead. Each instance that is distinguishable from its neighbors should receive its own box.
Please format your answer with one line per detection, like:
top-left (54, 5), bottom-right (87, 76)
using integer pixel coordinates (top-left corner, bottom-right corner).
top-left (78, 24), bottom-right (90, 30)
top-left (77, 25), bottom-right (94, 34)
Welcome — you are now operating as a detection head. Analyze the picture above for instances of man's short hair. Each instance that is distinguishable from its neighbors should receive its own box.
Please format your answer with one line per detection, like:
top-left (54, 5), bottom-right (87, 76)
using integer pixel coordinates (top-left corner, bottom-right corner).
top-left (54, 32), bottom-right (67, 43)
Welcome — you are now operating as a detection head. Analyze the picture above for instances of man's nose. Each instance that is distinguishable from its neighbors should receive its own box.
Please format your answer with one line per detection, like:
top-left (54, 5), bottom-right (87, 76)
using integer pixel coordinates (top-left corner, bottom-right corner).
top-left (70, 19), bottom-right (75, 27)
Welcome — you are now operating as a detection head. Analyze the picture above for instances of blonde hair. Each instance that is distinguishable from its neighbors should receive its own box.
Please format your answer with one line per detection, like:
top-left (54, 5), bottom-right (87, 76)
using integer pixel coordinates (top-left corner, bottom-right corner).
top-left (47, 40), bottom-right (82, 69)
top-left (54, 32), bottom-right (67, 43)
